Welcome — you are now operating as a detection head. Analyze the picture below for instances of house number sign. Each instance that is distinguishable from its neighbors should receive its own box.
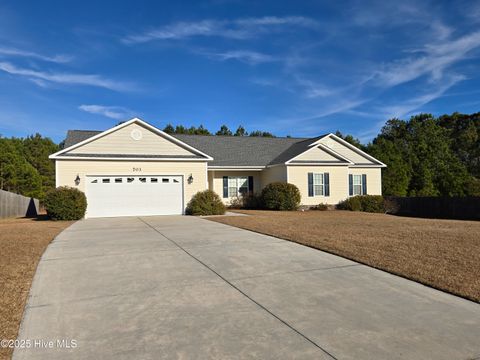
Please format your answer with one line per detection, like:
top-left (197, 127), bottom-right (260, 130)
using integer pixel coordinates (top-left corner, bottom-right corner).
top-left (133, 167), bottom-right (142, 172)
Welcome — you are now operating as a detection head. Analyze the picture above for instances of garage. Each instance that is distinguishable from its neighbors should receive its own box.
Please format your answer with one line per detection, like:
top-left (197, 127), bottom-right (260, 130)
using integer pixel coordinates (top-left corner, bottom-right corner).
top-left (85, 175), bottom-right (183, 218)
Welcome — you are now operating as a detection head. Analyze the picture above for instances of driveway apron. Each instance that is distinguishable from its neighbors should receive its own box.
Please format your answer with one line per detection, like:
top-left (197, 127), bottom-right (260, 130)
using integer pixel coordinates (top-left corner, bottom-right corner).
top-left (14, 216), bottom-right (480, 360)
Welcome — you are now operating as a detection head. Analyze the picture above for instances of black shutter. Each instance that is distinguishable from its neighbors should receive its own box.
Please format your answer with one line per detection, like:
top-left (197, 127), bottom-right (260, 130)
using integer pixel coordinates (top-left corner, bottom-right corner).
top-left (349, 174), bottom-right (353, 196)
top-left (248, 176), bottom-right (254, 194)
top-left (324, 173), bottom-right (330, 197)
top-left (362, 174), bottom-right (367, 195)
top-left (223, 176), bottom-right (228, 198)
top-left (308, 173), bottom-right (314, 197)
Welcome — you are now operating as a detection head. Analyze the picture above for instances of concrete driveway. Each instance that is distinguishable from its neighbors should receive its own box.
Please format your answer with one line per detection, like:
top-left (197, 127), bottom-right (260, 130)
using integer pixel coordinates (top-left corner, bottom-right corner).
top-left (14, 216), bottom-right (480, 360)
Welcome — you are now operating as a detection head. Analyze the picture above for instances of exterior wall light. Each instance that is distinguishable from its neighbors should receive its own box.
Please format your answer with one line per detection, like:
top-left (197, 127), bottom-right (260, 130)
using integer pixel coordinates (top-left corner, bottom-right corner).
top-left (187, 174), bottom-right (194, 184)
top-left (74, 174), bottom-right (81, 186)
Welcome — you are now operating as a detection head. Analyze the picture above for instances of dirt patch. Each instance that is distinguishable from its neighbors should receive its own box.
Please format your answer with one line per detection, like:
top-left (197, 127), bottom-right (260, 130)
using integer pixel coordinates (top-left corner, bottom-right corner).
top-left (0, 217), bottom-right (73, 360)
top-left (209, 210), bottom-right (480, 302)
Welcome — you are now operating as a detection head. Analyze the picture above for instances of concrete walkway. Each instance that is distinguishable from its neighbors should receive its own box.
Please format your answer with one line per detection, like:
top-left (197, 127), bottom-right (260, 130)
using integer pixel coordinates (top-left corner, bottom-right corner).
top-left (15, 216), bottom-right (480, 360)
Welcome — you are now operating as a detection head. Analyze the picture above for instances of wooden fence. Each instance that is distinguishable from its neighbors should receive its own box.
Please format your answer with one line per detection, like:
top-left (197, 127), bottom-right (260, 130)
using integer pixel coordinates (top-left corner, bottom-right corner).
top-left (385, 196), bottom-right (480, 221)
top-left (0, 189), bottom-right (39, 219)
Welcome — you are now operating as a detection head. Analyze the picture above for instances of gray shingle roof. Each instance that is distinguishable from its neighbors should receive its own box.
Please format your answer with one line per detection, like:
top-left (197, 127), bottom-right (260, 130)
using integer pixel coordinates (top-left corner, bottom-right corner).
top-left (173, 134), bottom-right (321, 166)
top-left (63, 130), bottom-right (102, 148)
top-left (62, 130), bottom-right (330, 166)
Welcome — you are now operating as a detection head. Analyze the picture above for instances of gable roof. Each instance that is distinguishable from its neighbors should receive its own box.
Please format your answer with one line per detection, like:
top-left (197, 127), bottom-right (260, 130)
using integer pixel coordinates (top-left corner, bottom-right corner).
top-left (51, 118), bottom-right (213, 161)
top-left (173, 134), bottom-right (313, 166)
top-left (58, 119), bottom-right (386, 167)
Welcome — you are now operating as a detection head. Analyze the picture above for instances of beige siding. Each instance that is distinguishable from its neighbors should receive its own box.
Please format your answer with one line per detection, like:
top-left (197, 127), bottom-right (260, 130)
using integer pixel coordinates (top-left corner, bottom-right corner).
top-left (56, 160), bottom-right (208, 210)
top-left (294, 146), bottom-right (341, 162)
top-left (349, 168), bottom-right (382, 195)
top-left (260, 165), bottom-right (287, 186)
top-left (69, 123), bottom-right (196, 156)
top-left (287, 165), bottom-right (350, 205)
top-left (319, 137), bottom-right (374, 164)
top-left (209, 171), bottom-right (262, 205)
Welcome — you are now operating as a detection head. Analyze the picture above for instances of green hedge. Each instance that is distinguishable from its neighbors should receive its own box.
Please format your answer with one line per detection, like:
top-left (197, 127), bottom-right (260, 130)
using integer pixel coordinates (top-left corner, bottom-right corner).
top-left (261, 182), bottom-right (301, 210)
top-left (337, 195), bottom-right (385, 213)
top-left (44, 186), bottom-right (87, 220)
top-left (186, 190), bottom-right (226, 216)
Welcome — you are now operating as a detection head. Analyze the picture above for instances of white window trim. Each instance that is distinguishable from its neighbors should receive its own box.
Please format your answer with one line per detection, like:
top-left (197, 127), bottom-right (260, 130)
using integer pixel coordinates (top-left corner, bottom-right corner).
top-left (227, 176), bottom-right (248, 197)
top-left (353, 174), bottom-right (363, 196)
top-left (313, 173), bottom-right (324, 196)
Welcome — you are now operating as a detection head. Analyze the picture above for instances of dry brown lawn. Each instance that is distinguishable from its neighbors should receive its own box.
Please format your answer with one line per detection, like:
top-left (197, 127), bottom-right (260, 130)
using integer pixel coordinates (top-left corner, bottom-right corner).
top-left (210, 210), bottom-right (480, 303)
top-left (0, 217), bottom-right (72, 360)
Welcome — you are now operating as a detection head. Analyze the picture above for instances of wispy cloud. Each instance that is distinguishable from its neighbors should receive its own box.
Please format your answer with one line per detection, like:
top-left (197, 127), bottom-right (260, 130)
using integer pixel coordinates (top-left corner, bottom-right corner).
top-left (78, 104), bottom-right (135, 119)
top-left (234, 16), bottom-right (319, 28)
top-left (374, 31), bottom-right (480, 87)
top-left (377, 74), bottom-right (465, 119)
top-left (0, 46), bottom-right (72, 63)
top-left (210, 50), bottom-right (277, 65)
top-left (0, 62), bottom-right (132, 91)
top-left (292, 76), bottom-right (335, 98)
top-left (122, 16), bottom-right (319, 44)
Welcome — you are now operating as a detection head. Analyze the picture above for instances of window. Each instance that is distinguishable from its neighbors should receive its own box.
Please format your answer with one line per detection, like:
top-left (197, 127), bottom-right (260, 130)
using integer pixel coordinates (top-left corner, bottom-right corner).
top-left (353, 175), bottom-right (362, 195)
top-left (162, 178), bottom-right (169, 183)
top-left (173, 179), bottom-right (179, 183)
top-left (139, 178), bottom-right (146, 183)
top-left (313, 173), bottom-right (324, 196)
top-left (151, 178), bottom-right (158, 183)
top-left (227, 176), bottom-right (248, 197)
top-left (102, 178), bottom-right (110, 183)
top-left (115, 178), bottom-right (122, 183)
top-left (91, 179), bottom-right (98, 183)
top-left (127, 178), bottom-right (134, 183)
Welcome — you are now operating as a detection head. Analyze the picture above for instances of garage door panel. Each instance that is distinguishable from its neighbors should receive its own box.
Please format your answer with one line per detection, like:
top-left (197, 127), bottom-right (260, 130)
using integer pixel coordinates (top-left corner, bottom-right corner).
top-left (86, 176), bottom-right (183, 218)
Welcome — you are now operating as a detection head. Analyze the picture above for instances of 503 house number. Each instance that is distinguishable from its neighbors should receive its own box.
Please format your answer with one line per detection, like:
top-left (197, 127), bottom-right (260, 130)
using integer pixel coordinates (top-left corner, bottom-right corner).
top-left (133, 167), bottom-right (142, 172)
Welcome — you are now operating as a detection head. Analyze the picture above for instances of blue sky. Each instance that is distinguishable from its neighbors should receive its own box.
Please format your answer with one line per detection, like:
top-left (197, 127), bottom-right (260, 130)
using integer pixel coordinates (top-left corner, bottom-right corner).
top-left (1, 0), bottom-right (479, 143)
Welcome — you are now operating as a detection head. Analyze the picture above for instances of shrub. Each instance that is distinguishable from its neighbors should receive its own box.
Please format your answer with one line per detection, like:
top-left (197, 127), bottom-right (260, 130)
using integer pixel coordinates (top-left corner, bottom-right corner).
top-left (312, 203), bottom-right (329, 211)
top-left (360, 195), bottom-right (385, 213)
top-left (337, 195), bottom-right (385, 213)
top-left (44, 186), bottom-right (87, 220)
top-left (186, 190), bottom-right (226, 216)
top-left (228, 195), bottom-right (244, 209)
top-left (337, 196), bottom-right (362, 211)
top-left (261, 182), bottom-right (301, 211)
top-left (243, 193), bottom-right (262, 209)
top-left (228, 193), bottom-right (263, 209)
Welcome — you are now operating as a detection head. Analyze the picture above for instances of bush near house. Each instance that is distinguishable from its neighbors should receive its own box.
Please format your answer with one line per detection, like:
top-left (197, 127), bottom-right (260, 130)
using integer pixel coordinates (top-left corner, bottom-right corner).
top-left (337, 195), bottom-right (385, 213)
top-left (228, 193), bottom-right (263, 209)
top-left (261, 182), bottom-right (301, 211)
top-left (186, 190), bottom-right (226, 216)
top-left (243, 193), bottom-right (263, 209)
top-left (44, 186), bottom-right (87, 220)
top-left (311, 203), bottom-right (329, 211)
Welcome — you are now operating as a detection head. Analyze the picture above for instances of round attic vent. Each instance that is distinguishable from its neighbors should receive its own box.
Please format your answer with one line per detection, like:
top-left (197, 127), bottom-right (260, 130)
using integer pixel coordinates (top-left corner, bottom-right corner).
top-left (130, 129), bottom-right (143, 141)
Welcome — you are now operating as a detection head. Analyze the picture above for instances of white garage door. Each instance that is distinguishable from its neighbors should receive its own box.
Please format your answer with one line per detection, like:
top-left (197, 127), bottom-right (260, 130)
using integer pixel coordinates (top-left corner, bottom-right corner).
top-left (85, 175), bottom-right (183, 218)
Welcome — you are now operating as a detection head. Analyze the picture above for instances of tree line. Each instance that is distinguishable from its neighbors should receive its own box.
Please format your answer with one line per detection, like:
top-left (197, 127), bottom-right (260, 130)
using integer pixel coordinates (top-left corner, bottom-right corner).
top-left (337, 112), bottom-right (480, 196)
top-left (0, 134), bottom-right (58, 199)
top-left (0, 112), bottom-right (478, 199)
top-left (162, 124), bottom-right (276, 137)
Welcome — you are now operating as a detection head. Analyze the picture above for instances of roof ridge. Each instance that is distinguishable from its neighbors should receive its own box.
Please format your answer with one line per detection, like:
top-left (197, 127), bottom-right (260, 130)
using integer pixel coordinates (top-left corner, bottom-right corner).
top-left (67, 130), bottom-right (309, 140)
top-left (174, 134), bottom-right (308, 140)
top-left (67, 129), bottom-right (102, 132)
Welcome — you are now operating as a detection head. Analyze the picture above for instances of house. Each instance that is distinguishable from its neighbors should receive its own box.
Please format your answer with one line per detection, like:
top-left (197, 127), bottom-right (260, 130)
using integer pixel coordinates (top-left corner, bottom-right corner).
top-left (50, 118), bottom-right (386, 218)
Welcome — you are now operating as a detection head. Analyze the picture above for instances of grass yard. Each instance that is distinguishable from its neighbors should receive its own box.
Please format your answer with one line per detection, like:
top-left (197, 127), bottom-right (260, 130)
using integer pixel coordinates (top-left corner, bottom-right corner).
top-left (0, 217), bottom-right (72, 360)
top-left (209, 210), bottom-right (480, 303)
